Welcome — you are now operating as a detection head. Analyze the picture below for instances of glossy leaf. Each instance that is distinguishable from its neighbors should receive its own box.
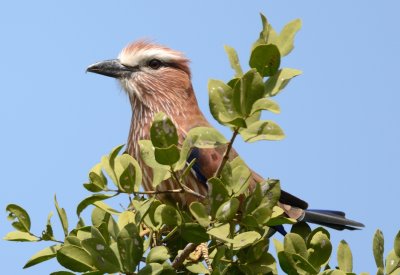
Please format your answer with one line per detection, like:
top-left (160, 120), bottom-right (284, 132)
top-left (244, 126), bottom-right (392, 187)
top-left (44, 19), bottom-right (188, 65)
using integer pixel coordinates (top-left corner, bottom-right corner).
top-left (114, 154), bottom-right (142, 192)
top-left (240, 120), bottom-right (284, 142)
top-left (385, 249), bottom-right (400, 274)
top-left (154, 205), bottom-right (181, 226)
top-left (81, 238), bottom-right (120, 273)
top-left (207, 223), bottom-right (231, 242)
top-left (216, 198), bottom-right (240, 223)
top-left (232, 231), bottom-right (261, 250)
top-left (76, 194), bottom-right (115, 217)
top-left (250, 98), bottom-right (280, 115)
top-left (395, 230), bottom-right (400, 258)
top-left (101, 144), bottom-right (125, 186)
top-left (189, 201), bottom-right (211, 227)
top-left (88, 163), bottom-right (107, 191)
top-left (93, 201), bottom-right (120, 215)
top-left (6, 204), bottom-right (31, 232)
top-left (239, 69), bottom-right (266, 116)
top-left (138, 263), bottom-right (163, 275)
top-left (55, 195), bottom-right (69, 237)
top-left (3, 231), bottom-right (38, 242)
top-left (337, 240), bottom-right (352, 272)
top-left (24, 245), bottom-right (62, 268)
top-left (138, 140), bottom-right (171, 187)
top-left (307, 228), bottom-right (332, 268)
top-left (146, 246), bottom-right (171, 264)
top-left (290, 222), bottom-right (311, 240)
top-left (154, 145), bottom-right (180, 165)
top-left (208, 177), bottom-right (230, 217)
top-left (373, 229), bottom-right (384, 269)
top-left (208, 79), bottom-right (246, 127)
top-left (264, 68), bottom-right (302, 97)
top-left (292, 254), bottom-right (318, 274)
top-left (118, 211), bottom-right (135, 229)
top-left (224, 45), bottom-right (243, 77)
top-left (181, 223), bottom-right (209, 243)
top-left (186, 262), bottom-right (210, 274)
top-left (276, 19), bottom-right (302, 57)
top-left (284, 233), bottom-right (308, 259)
top-left (249, 44), bottom-right (280, 77)
top-left (150, 112), bottom-right (178, 148)
top-left (117, 223), bottom-right (143, 272)
top-left (56, 245), bottom-right (94, 272)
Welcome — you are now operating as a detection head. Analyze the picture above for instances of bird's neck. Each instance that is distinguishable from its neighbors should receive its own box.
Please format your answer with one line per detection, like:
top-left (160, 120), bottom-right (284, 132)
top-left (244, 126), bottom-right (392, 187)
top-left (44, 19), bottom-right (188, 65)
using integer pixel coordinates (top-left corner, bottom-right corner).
top-left (126, 88), bottom-right (210, 157)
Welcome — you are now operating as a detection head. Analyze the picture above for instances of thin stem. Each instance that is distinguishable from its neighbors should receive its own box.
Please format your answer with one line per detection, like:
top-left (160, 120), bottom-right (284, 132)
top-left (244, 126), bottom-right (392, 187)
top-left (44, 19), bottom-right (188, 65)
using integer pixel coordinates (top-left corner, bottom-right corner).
top-left (214, 127), bottom-right (240, 178)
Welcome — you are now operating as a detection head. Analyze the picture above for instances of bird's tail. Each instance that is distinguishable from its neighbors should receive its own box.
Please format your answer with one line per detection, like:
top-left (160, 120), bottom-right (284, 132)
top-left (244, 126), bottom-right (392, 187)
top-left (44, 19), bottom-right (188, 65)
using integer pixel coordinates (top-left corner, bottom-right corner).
top-left (302, 209), bottom-right (364, 230)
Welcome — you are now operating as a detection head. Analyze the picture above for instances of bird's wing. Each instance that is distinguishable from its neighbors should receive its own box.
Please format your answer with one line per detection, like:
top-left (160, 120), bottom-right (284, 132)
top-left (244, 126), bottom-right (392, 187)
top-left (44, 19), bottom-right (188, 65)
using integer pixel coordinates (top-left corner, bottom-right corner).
top-left (187, 146), bottom-right (308, 209)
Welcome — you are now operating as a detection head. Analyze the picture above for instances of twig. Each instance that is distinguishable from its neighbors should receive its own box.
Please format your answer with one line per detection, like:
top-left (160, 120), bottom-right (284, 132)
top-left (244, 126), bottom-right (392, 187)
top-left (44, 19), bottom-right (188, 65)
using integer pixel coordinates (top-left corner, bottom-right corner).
top-left (214, 127), bottom-right (240, 178)
top-left (171, 243), bottom-right (198, 269)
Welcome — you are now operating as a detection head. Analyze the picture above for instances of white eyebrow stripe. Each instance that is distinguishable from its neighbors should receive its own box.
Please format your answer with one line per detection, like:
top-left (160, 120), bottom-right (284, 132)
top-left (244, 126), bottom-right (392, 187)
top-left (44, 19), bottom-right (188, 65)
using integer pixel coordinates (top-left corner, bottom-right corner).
top-left (118, 48), bottom-right (184, 67)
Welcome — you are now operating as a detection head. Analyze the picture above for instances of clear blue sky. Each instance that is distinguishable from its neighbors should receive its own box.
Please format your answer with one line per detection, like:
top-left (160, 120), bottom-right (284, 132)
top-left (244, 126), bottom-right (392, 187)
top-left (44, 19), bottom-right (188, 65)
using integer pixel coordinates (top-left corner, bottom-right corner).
top-left (1, 1), bottom-right (399, 274)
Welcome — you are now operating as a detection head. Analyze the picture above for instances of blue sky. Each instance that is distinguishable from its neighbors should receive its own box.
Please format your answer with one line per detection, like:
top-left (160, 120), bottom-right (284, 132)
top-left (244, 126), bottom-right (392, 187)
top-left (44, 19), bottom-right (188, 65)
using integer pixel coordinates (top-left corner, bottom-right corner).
top-left (1, 1), bottom-right (399, 274)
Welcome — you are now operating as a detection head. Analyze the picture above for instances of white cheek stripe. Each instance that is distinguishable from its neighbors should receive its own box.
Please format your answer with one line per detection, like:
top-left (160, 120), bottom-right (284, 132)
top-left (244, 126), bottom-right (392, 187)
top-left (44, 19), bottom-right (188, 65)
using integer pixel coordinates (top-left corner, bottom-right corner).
top-left (118, 48), bottom-right (183, 67)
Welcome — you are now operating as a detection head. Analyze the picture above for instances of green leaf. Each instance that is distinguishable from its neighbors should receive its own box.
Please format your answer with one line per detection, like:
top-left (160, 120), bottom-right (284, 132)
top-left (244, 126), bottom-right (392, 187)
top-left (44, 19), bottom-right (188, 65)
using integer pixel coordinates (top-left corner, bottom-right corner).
top-left (394, 230), bottom-right (400, 258)
top-left (224, 45), bottom-right (243, 77)
top-left (50, 271), bottom-right (76, 275)
top-left (101, 144), bottom-right (125, 186)
top-left (337, 240), bottom-right (352, 272)
top-left (373, 229), bottom-right (384, 269)
top-left (230, 165), bottom-right (251, 196)
top-left (154, 145), bottom-right (180, 165)
top-left (290, 222), bottom-right (311, 240)
top-left (139, 140), bottom-right (171, 187)
top-left (264, 68), bottom-right (302, 97)
top-left (150, 112), bottom-right (178, 148)
top-left (87, 163), bottom-right (107, 191)
top-left (65, 236), bottom-right (81, 246)
top-left (57, 245), bottom-right (95, 272)
top-left (55, 195), bottom-right (69, 237)
top-left (118, 211), bottom-right (135, 229)
top-left (3, 231), bottom-right (39, 242)
top-left (208, 177), bottom-right (230, 217)
top-left (307, 228), bottom-right (332, 268)
top-left (277, 251), bottom-right (298, 275)
top-left (114, 153), bottom-right (142, 192)
top-left (207, 223), bottom-right (231, 242)
top-left (42, 211), bottom-right (54, 241)
top-left (250, 98), bottom-right (280, 115)
top-left (249, 44), bottom-right (281, 77)
top-left (239, 252), bottom-right (276, 275)
top-left (138, 263), bottom-right (163, 275)
top-left (81, 238), bottom-right (121, 273)
top-left (284, 233), bottom-right (308, 259)
top-left (117, 223), bottom-right (143, 273)
top-left (240, 120), bottom-right (284, 142)
top-left (232, 231), bottom-right (261, 250)
top-left (24, 245), bottom-right (62, 268)
top-left (292, 254), bottom-right (318, 274)
top-left (208, 79), bottom-right (246, 127)
top-left (216, 198), bottom-right (240, 223)
top-left (181, 223), bottom-right (209, 243)
top-left (154, 205), bottom-right (182, 226)
top-left (189, 202), bottom-right (210, 227)
top-left (276, 19), bottom-right (302, 57)
top-left (93, 201), bottom-right (121, 215)
top-left (319, 270), bottom-right (347, 275)
top-left (385, 249), bottom-right (400, 274)
top-left (240, 69), bottom-right (266, 116)
top-left (76, 194), bottom-right (115, 217)
top-left (6, 204), bottom-right (31, 232)
top-left (147, 246), bottom-right (171, 264)
top-left (186, 262), bottom-right (210, 274)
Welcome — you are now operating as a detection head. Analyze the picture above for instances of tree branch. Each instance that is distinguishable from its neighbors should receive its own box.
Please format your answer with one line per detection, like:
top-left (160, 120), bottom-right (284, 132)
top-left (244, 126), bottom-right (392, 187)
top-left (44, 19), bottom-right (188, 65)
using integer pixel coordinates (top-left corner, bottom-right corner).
top-left (171, 242), bottom-right (198, 269)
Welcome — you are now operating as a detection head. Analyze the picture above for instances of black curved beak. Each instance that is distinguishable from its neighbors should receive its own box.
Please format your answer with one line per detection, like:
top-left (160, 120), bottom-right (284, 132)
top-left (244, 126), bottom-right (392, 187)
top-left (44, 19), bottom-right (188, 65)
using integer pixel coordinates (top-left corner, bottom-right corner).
top-left (86, 59), bottom-right (137, 79)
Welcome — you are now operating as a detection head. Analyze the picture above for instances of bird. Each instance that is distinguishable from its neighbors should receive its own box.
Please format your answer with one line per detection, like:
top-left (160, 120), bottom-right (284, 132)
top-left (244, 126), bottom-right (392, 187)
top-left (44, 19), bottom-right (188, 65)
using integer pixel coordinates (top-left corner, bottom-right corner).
top-left (87, 40), bottom-right (364, 231)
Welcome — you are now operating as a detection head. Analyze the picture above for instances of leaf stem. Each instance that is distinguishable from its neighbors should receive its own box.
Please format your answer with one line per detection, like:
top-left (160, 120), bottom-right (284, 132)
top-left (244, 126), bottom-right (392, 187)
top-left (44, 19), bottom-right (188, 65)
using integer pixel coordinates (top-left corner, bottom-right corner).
top-left (215, 127), bottom-right (240, 178)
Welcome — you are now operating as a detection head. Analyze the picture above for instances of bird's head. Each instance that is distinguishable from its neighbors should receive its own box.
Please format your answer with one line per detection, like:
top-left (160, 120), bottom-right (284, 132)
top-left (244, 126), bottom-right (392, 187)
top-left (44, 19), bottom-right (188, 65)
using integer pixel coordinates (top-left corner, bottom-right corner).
top-left (87, 40), bottom-right (195, 112)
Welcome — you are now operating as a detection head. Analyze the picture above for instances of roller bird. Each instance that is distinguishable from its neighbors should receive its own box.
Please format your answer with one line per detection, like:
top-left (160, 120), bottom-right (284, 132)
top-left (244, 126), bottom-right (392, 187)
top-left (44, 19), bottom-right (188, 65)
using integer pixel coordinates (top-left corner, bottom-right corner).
top-left (87, 40), bottom-right (364, 231)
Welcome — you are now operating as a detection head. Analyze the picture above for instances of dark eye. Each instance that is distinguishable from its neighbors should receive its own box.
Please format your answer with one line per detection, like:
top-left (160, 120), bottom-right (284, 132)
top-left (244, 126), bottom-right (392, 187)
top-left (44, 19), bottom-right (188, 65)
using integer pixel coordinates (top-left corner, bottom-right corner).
top-left (148, 59), bottom-right (162, 69)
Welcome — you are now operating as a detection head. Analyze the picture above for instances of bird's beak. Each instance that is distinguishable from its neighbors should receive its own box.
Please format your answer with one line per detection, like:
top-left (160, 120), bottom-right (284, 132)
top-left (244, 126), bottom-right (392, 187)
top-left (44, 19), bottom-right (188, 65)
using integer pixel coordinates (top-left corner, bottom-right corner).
top-left (86, 59), bottom-right (135, 79)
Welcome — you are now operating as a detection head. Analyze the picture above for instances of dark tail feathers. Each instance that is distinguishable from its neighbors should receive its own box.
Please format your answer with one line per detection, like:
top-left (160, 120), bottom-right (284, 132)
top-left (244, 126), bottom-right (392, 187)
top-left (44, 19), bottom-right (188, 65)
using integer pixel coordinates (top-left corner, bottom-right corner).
top-left (302, 209), bottom-right (364, 230)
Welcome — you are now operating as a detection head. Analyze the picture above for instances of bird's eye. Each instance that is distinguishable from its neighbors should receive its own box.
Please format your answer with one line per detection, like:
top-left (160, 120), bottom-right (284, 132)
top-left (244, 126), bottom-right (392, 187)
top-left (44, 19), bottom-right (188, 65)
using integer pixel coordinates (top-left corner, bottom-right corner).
top-left (148, 59), bottom-right (162, 69)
